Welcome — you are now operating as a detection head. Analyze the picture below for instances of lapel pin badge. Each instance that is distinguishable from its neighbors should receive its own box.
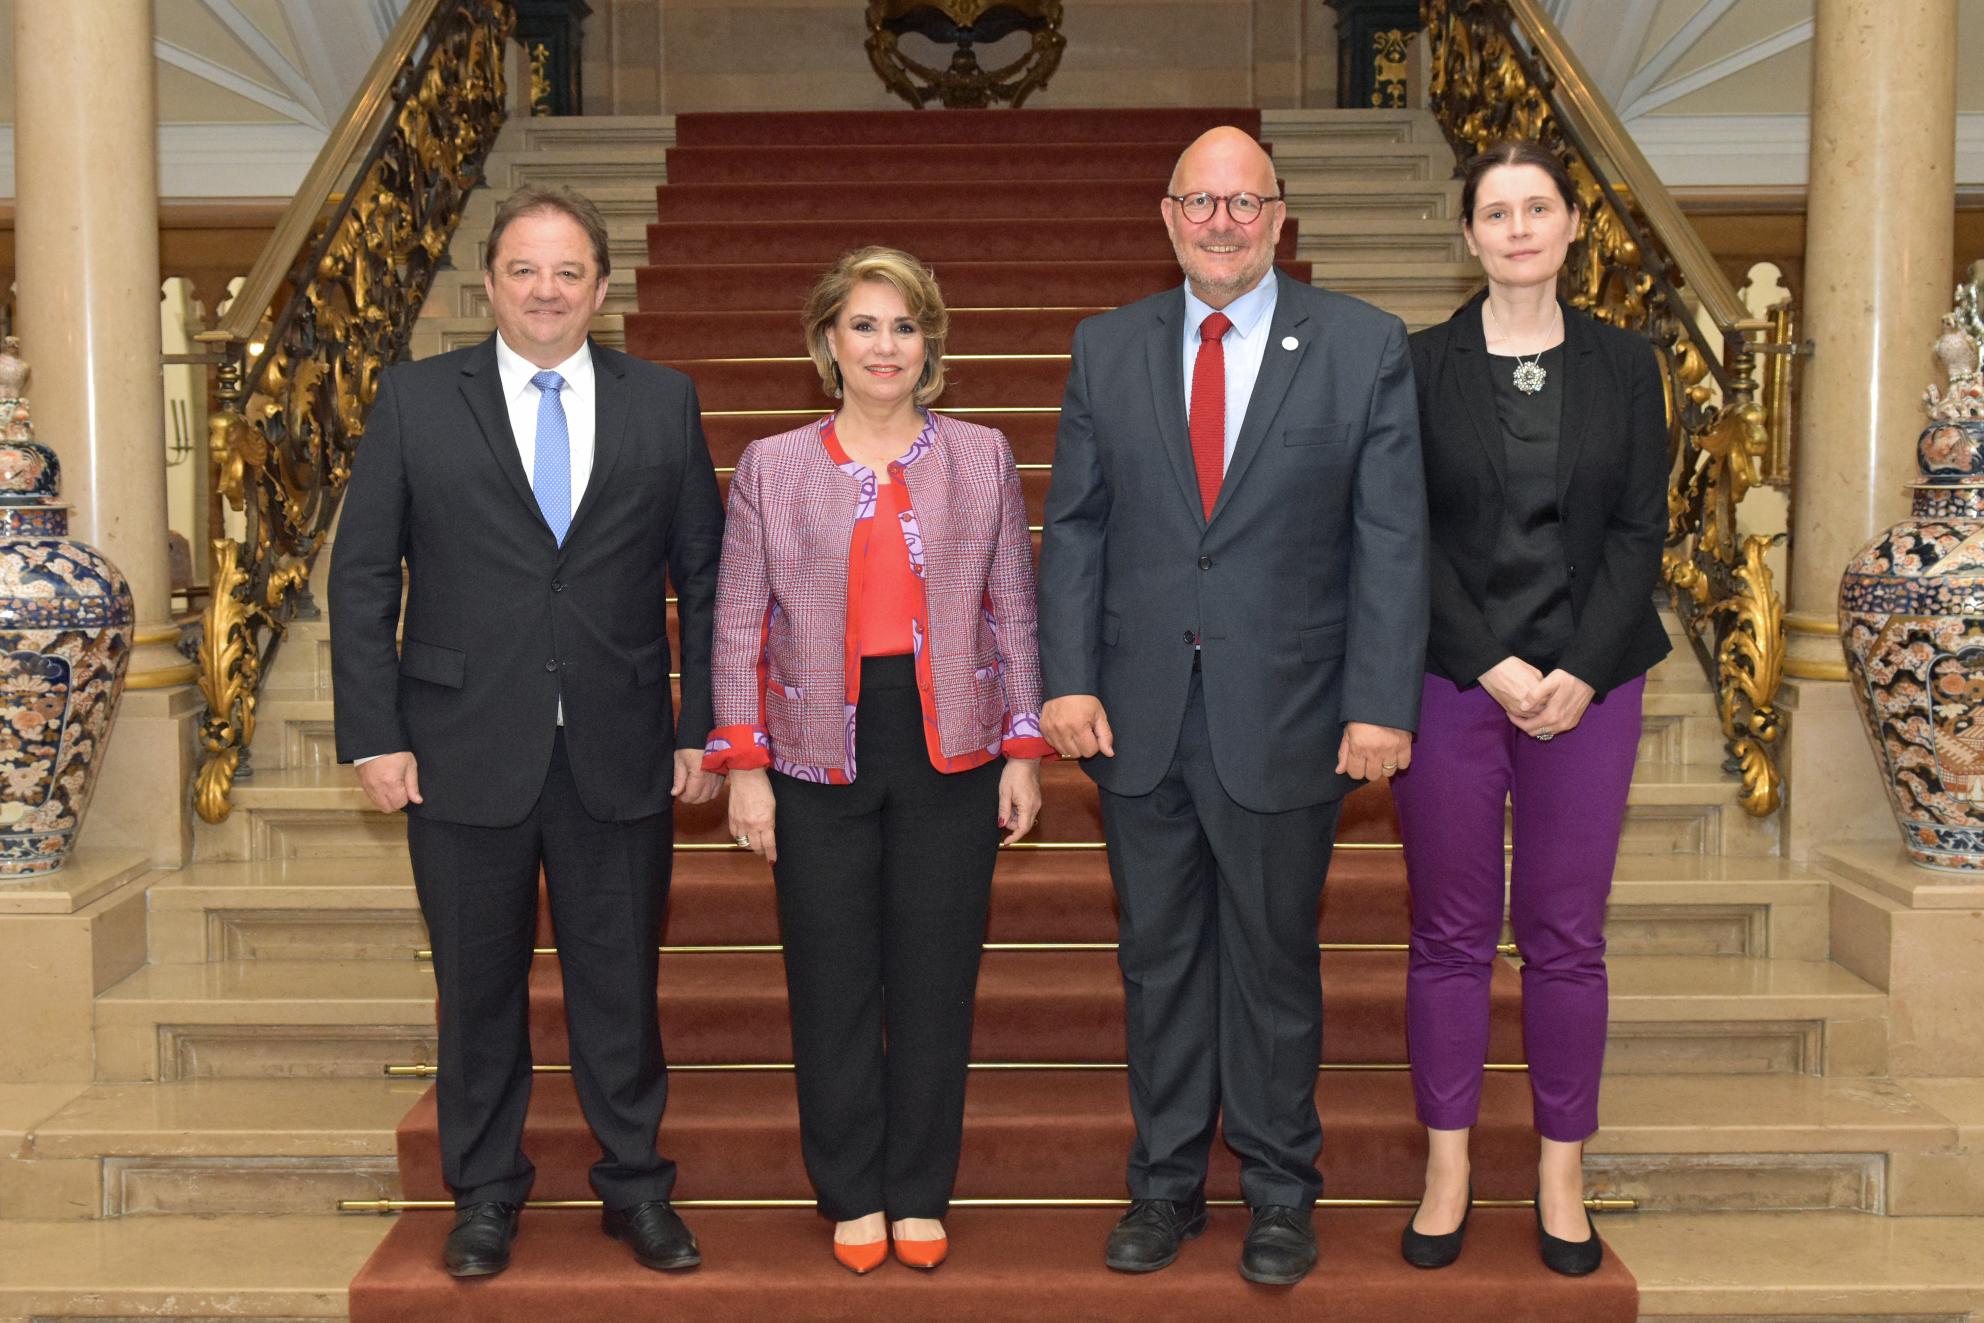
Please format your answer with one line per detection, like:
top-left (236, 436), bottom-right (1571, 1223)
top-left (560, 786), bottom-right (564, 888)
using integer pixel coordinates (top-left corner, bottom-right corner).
top-left (1281, 336), bottom-right (1299, 351)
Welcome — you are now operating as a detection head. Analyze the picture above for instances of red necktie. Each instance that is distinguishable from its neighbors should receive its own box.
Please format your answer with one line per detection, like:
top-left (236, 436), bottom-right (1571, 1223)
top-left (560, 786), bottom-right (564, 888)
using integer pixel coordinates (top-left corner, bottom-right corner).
top-left (1189, 311), bottom-right (1233, 519)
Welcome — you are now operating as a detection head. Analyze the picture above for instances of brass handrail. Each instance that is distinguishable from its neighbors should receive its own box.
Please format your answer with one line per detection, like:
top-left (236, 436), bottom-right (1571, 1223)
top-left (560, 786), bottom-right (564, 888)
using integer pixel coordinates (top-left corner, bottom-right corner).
top-left (1422, 0), bottom-right (1790, 816)
top-left (192, 0), bottom-right (515, 822)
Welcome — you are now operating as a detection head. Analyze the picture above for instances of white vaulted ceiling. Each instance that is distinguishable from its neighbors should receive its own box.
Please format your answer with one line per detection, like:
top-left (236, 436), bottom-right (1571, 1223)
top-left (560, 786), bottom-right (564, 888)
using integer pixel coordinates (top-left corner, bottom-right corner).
top-left (0, 0), bottom-right (411, 197)
top-left (1540, 0), bottom-right (1984, 187)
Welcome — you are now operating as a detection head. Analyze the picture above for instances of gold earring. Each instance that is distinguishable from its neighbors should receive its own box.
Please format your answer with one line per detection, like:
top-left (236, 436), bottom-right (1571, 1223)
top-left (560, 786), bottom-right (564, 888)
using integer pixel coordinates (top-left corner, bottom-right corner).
top-left (830, 361), bottom-right (844, 399)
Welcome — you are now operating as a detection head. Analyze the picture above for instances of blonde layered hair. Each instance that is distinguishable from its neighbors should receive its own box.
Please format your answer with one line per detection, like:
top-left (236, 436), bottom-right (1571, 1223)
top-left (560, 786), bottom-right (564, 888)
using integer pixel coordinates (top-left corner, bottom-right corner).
top-left (801, 247), bottom-right (950, 407)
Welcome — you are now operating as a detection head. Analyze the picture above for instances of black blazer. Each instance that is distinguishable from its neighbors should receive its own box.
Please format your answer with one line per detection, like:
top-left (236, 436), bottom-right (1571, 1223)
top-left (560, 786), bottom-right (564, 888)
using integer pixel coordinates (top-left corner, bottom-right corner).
top-left (329, 335), bottom-right (724, 827)
top-left (1407, 291), bottom-right (1670, 698)
top-left (1039, 271), bottom-right (1429, 812)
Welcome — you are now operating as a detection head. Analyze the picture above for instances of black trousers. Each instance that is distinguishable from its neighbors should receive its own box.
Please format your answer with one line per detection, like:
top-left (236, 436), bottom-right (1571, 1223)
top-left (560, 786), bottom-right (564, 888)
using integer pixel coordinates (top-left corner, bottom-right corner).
top-left (1098, 671), bottom-right (1342, 1209)
top-left (406, 729), bottom-right (674, 1209)
top-left (770, 654), bottom-right (1003, 1221)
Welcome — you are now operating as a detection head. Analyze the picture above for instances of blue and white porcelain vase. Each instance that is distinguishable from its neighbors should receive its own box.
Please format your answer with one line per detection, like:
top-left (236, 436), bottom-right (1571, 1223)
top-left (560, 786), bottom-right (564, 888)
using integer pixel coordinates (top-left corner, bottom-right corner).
top-left (0, 429), bottom-right (134, 874)
top-left (1840, 396), bottom-right (1984, 869)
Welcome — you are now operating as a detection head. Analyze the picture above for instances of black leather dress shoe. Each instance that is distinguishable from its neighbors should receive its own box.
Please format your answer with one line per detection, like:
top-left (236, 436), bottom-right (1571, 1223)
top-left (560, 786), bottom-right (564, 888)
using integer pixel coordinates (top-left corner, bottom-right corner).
top-left (603, 1200), bottom-right (702, 1271)
top-left (1400, 1183), bottom-right (1471, 1269)
top-left (1535, 1193), bottom-right (1604, 1276)
top-left (443, 1201), bottom-right (520, 1277)
top-left (1239, 1204), bottom-right (1317, 1285)
top-left (1103, 1195), bottom-right (1208, 1273)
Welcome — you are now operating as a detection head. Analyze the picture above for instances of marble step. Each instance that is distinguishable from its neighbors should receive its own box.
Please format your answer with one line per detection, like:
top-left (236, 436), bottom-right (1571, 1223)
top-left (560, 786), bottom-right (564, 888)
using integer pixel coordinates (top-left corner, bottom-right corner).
top-left (142, 848), bottom-right (1829, 966)
top-left (193, 753), bottom-right (1773, 863)
top-left (87, 954), bottom-right (1884, 1083)
top-left (2, 1209), bottom-right (1983, 1320)
top-left (5, 1072), bottom-right (1974, 1221)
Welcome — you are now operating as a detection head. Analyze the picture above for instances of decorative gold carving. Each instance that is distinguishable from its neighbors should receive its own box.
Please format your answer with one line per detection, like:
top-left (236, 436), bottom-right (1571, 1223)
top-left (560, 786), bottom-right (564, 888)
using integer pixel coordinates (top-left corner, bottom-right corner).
top-left (192, 0), bottom-right (513, 823)
top-left (1423, 0), bottom-right (1792, 817)
top-left (1371, 28), bottom-right (1411, 109)
top-left (528, 41), bottom-right (552, 117)
top-left (865, 0), bottom-right (1065, 109)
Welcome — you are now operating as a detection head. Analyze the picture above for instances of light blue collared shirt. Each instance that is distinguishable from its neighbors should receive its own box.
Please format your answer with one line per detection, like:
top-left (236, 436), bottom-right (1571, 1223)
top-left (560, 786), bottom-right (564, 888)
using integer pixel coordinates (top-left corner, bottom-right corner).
top-left (1181, 269), bottom-right (1279, 472)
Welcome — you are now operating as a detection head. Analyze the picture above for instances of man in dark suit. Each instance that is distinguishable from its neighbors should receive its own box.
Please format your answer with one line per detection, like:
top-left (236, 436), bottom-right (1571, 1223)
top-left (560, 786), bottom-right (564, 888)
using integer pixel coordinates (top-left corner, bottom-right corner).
top-left (1038, 128), bottom-right (1429, 1285)
top-left (331, 186), bottom-right (723, 1277)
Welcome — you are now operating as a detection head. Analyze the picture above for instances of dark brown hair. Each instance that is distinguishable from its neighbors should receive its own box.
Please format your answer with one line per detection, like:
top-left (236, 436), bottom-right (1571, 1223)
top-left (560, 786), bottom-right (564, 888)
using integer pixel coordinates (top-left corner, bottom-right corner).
top-left (484, 185), bottom-right (612, 277)
top-left (1459, 141), bottom-right (1578, 227)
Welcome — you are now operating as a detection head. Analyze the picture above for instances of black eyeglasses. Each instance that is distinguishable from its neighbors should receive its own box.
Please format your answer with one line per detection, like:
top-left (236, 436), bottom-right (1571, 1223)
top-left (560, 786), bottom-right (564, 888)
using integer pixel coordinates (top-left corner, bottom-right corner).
top-left (1165, 191), bottom-right (1283, 225)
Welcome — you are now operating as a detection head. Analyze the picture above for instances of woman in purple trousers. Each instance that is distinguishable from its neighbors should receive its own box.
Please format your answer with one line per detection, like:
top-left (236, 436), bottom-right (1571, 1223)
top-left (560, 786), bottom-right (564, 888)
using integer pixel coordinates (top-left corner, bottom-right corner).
top-left (1391, 140), bottom-right (1671, 1277)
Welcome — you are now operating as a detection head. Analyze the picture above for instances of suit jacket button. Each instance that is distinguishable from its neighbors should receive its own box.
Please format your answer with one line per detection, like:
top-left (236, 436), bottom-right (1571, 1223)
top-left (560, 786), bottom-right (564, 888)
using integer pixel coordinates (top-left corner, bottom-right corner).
top-left (544, 659), bottom-right (559, 672)
top-left (1198, 555), bottom-right (1212, 570)
top-left (1183, 630), bottom-right (1196, 645)
top-left (551, 580), bottom-right (565, 593)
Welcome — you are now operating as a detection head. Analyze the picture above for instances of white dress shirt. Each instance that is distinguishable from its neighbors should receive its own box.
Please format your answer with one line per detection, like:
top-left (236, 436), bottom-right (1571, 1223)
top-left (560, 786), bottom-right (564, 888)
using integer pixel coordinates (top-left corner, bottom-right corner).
top-left (494, 333), bottom-right (597, 518)
top-left (1181, 269), bottom-right (1280, 471)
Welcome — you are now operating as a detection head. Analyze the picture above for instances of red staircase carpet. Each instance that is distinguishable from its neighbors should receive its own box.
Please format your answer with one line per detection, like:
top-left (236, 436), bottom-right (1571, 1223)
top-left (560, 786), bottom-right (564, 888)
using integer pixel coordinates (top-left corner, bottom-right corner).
top-left (346, 107), bottom-right (1637, 1322)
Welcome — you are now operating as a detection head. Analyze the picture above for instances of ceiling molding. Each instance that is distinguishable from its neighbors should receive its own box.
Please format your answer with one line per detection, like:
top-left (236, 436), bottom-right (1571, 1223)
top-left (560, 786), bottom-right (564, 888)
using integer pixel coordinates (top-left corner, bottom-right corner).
top-left (155, 38), bottom-right (328, 129)
top-left (1618, 0), bottom-right (1740, 109)
top-left (1617, 19), bottom-right (1813, 120)
top-left (0, 123), bottom-right (331, 200)
top-left (1626, 112), bottom-right (1984, 188)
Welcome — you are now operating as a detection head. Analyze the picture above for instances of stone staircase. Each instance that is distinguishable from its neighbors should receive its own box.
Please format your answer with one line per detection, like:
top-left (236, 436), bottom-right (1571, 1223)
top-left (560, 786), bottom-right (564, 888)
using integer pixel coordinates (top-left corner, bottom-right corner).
top-left (1, 109), bottom-right (1981, 1322)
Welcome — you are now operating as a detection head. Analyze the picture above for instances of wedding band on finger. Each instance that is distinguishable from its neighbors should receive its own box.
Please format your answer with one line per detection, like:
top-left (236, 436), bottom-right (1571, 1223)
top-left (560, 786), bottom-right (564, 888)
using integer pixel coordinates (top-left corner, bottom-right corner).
top-left (734, 834), bottom-right (751, 847)
top-left (1535, 730), bottom-right (1554, 742)
top-left (1381, 762), bottom-right (1398, 772)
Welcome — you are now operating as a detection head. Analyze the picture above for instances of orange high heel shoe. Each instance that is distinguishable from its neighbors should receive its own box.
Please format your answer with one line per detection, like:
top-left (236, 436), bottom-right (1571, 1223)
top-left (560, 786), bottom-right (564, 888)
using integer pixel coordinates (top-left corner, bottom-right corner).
top-left (833, 1236), bottom-right (889, 1275)
top-left (892, 1226), bottom-right (948, 1270)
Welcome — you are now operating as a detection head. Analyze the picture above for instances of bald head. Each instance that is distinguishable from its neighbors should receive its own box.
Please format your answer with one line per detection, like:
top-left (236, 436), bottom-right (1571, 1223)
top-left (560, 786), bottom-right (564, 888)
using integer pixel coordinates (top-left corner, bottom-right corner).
top-left (1161, 127), bottom-right (1286, 308)
top-left (1167, 126), bottom-right (1278, 196)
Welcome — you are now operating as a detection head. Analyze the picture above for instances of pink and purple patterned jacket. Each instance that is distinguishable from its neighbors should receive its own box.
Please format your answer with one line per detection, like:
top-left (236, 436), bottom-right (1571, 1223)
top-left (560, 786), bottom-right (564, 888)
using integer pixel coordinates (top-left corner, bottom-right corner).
top-left (702, 411), bottom-right (1049, 781)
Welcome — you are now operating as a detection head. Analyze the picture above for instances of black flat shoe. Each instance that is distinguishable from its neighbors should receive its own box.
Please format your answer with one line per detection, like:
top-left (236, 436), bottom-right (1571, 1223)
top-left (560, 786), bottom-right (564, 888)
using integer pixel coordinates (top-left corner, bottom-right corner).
top-left (1239, 1204), bottom-right (1317, 1286)
top-left (603, 1200), bottom-right (702, 1271)
top-left (443, 1200), bottom-right (520, 1277)
top-left (1534, 1191), bottom-right (1603, 1277)
top-left (1400, 1183), bottom-right (1471, 1269)
top-left (1104, 1195), bottom-right (1208, 1273)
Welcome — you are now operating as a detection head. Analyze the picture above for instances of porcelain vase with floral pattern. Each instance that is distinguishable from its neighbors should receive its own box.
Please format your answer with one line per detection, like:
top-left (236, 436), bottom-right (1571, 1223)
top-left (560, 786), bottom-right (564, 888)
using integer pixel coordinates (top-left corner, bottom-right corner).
top-left (1840, 296), bottom-right (1984, 868)
top-left (0, 433), bottom-right (134, 874)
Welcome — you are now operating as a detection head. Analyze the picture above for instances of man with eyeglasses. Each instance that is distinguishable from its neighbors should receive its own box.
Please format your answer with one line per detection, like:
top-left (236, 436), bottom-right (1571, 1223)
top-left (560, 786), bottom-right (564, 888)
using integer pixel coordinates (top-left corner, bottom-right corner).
top-left (1039, 126), bottom-right (1429, 1285)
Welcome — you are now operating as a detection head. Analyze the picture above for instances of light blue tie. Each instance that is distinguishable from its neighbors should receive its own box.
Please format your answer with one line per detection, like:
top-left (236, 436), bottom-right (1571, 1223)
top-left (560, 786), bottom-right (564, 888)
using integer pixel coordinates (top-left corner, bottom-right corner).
top-left (530, 370), bottom-right (571, 544)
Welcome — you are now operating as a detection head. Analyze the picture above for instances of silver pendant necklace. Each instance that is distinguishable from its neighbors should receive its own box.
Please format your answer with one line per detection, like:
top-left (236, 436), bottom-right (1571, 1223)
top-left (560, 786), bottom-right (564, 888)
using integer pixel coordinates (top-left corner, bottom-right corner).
top-left (1486, 301), bottom-right (1557, 395)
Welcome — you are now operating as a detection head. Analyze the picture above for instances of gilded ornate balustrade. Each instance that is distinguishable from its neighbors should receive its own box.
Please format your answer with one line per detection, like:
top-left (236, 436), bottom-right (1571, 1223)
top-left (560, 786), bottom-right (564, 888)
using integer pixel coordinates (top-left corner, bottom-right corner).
top-left (1422, 0), bottom-right (1793, 816)
top-left (192, 0), bottom-right (514, 822)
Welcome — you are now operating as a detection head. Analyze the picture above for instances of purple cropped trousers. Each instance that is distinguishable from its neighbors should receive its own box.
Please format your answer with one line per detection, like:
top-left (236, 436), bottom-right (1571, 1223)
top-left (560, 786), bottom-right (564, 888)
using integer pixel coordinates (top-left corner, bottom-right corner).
top-left (1389, 672), bottom-right (1644, 1142)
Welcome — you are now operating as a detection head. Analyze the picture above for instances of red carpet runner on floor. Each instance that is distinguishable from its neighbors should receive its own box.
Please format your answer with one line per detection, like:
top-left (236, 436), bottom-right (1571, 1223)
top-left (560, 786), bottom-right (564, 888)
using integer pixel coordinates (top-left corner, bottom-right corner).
top-left (346, 106), bottom-right (1638, 1322)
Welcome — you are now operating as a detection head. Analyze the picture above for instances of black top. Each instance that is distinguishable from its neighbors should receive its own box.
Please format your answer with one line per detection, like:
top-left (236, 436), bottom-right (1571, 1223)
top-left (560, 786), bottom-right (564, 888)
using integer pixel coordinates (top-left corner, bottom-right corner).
top-left (1484, 346), bottom-right (1574, 671)
top-left (1406, 291), bottom-right (1672, 700)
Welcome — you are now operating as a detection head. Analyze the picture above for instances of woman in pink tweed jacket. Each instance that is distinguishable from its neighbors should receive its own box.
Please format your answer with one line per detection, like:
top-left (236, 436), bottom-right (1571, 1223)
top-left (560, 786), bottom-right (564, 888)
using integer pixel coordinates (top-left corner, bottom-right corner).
top-left (702, 247), bottom-right (1047, 1273)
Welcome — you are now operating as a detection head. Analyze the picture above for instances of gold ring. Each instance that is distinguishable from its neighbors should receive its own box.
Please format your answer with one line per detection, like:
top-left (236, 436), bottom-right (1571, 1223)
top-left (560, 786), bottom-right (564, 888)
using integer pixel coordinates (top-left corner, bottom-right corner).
top-left (1381, 762), bottom-right (1397, 771)
top-left (734, 834), bottom-right (750, 847)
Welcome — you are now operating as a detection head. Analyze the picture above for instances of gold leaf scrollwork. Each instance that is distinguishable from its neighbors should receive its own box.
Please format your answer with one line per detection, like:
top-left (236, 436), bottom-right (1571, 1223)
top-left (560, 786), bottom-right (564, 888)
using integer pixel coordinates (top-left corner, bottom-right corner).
top-left (192, 0), bottom-right (513, 822)
top-left (864, 1), bottom-right (1065, 109)
top-left (1422, 0), bottom-right (1791, 817)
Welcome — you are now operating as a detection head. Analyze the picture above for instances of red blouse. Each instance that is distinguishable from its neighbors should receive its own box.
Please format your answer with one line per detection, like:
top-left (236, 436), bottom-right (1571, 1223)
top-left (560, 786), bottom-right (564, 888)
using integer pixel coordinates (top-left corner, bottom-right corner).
top-left (703, 417), bottom-right (1053, 781)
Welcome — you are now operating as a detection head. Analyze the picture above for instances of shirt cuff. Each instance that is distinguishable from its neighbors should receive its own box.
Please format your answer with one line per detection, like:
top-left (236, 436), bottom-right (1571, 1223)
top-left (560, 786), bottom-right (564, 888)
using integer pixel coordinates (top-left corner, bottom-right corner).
top-left (352, 752), bottom-right (405, 767)
top-left (1000, 735), bottom-right (1056, 761)
top-left (702, 724), bottom-right (771, 774)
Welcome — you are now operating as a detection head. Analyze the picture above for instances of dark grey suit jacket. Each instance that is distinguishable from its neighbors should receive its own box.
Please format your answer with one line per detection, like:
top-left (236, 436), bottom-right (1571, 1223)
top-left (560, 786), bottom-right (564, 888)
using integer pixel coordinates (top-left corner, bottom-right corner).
top-left (329, 335), bottom-right (723, 827)
top-left (1038, 271), bottom-right (1430, 812)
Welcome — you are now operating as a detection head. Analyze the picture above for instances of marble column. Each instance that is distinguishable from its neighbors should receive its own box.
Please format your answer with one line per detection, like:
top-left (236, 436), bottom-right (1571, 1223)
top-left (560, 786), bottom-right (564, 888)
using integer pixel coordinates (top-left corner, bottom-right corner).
top-left (1783, 0), bottom-right (1957, 857)
top-left (14, 0), bottom-right (198, 866)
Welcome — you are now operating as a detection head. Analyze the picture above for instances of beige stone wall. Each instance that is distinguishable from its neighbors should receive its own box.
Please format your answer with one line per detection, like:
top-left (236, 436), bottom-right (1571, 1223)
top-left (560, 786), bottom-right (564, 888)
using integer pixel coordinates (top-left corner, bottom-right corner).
top-left (580, 0), bottom-right (1336, 116)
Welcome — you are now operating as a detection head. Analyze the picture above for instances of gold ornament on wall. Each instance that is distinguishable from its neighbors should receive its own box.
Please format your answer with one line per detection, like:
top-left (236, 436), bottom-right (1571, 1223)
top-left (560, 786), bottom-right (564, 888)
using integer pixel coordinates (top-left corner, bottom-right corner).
top-left (865, 0), bottom-right (1065, 109)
